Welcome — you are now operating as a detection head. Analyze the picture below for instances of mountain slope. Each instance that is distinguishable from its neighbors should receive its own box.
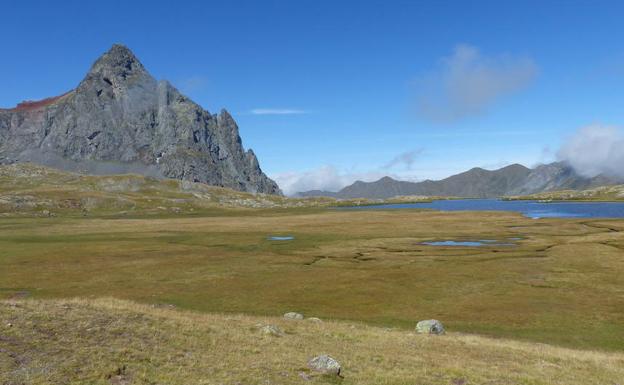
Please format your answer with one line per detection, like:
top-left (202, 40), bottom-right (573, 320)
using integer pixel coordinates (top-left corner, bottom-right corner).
top-left (0, 44), bottom-right (280, 194)
top-left (298, 162), bottom-right (622, 199)
top-left (0, 163), bottom-right (362, 216)
top-left (2, 298), bottom-right (623, 384)
top-left (507, 161), bottom-right (617, 195)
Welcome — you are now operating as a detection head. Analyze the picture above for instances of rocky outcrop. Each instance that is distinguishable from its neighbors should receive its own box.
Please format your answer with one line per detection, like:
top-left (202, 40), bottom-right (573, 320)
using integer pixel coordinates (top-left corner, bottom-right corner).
top-left (0, 44), bottom-right (280, 195)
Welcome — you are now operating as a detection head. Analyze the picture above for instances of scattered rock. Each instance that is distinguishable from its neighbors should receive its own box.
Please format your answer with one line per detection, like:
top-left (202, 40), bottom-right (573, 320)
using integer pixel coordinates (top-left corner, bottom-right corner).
top-left (416, 319), bottom-right (445, 335)
top-left (6, 323), bottom-right (13, 328)
top-left (307, 355), bottom-right (341, 376)
top-left (307, 317), bottom-right (322, 323)
top-left (283, 312), bottom-right (304, 320)
top-left (107, 365), bottom-right (131, 385)
top-left (259, 324), bottom-right (284, 337)
top-left (298, 371), bottom-right (312, 381)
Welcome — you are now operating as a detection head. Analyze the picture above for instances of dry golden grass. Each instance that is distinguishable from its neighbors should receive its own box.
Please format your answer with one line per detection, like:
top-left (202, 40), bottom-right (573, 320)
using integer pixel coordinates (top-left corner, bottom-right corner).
top-left (2, 298), bottom-right (623, 385)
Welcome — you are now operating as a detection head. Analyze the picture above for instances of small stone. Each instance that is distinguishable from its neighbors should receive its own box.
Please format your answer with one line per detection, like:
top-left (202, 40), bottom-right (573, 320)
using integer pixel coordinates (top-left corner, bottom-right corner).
top-left (283, 312), bottom-right (304, 320)
top-left (307, 355), bottom-right (341, 376)
top-left (307, 317), bottom-right (322, 323)
top-left (260, 324), bottom-right (283, 337)
top-left (298, 371), bottom-right (312, 381)
top-left (416, 319), bottom-right (445, 335)
top-left (6, 323), bottom-right (13, 328)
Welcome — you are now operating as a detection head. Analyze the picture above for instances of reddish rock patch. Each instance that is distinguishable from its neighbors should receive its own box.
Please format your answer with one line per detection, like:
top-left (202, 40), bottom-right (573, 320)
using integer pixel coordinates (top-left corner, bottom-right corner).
top-left (2, 90), bottom-right (73, 112)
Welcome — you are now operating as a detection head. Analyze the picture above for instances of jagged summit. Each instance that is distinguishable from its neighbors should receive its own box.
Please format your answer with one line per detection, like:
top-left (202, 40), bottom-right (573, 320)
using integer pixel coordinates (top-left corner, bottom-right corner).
top-left (89, 44), bottom-right (144, 74)
top-left (0, 45), bottom-right (281, 195)
top-left (83, 44), bottom-right (152, 91)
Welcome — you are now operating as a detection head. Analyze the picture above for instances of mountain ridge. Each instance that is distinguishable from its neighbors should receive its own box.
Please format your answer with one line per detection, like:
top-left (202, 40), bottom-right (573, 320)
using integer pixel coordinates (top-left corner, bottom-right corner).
top-left (0, 44), bottom-right (281, 195)
top-left (296, 162), bottom-right (622, 199)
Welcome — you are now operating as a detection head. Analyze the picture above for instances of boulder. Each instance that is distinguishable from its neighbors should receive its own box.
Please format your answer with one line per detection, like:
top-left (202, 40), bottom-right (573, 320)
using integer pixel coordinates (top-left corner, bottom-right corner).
top-left (308, 355), bottom-right (341, 376)
top-left (283, 312), bottom-right (304, 320)
top-left (259, 324), bottom-right (283, 337)
top-left (416, 319), bottom-right (445, 335)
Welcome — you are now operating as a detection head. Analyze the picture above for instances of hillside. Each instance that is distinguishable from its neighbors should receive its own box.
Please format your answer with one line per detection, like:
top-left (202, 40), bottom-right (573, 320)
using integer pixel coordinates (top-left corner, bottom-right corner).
top-left (298, 162), bottom-right (622, 199)
top-left (506, 184), bottom-right (624, 201)
top-left (0, 44), bottom-right (279, 194)
top-left (2, 298), bottom-right (623, 384)
top-left (0, 163), bottom-right (434, 216)
top-left (0, 163), bottom-right (351, 217)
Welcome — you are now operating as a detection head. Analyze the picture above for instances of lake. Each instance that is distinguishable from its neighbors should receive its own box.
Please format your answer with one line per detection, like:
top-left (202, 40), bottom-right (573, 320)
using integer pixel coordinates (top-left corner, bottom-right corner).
top-left (344, 199), bottom-right (624, 219)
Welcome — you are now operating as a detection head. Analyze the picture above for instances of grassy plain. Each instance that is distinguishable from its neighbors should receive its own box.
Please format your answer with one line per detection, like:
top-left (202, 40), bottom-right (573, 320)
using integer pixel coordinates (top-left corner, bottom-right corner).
top-left (1, 205), bottom-right (623, 352)
top-left (2, 298), bottom-right (624, 385)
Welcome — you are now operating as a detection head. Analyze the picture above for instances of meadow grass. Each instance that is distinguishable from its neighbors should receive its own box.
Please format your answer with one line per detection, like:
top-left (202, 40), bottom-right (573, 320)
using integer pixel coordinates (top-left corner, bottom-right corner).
top-left (1, 208), bottom-right (623, 352)
top-left (2, 298), bottom-right (623, 384)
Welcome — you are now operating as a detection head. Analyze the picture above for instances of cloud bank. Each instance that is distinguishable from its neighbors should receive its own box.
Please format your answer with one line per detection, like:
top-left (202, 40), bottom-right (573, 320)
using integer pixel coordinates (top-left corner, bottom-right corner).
top-left (415, 44), bottom-right (537, 123)
top-left (271, 166), bottom-right (389, 196)
top-left (557, 124), bottom-right (624, 179)
top-left (272, 150), bottom-right (425, 195)
top-left (250, 108), bottom-right (308, 115)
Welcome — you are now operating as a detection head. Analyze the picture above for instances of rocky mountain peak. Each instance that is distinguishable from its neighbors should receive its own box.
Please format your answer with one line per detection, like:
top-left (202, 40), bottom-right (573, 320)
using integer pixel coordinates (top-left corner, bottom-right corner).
top-left (89, 44), bottom-right (145, 77)
top-left (217, 109), bottom-right (237, 127)
top-left (80, 44), bottom-right (153, 96)
top-left (0, 44), bottom-right (281, 195)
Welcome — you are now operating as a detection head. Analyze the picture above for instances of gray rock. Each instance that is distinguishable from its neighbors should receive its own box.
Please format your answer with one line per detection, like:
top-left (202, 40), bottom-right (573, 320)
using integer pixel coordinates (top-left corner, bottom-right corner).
top-left (307, 355), bottom-right (341, 375)
top-left (259, 324), bottom-right (284, 337)
top-left (0, 44), bottom-right (281, 195)
top-left (416, 319), bottom-right (445, 335)
top-left (283, 312), bottom-right (304, 320)
top-left (306, 317), bottom-right (322, 323)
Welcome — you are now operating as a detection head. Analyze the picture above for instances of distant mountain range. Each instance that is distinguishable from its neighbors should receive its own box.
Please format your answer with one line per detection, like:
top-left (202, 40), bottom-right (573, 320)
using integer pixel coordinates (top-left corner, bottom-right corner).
top-left (0, 45), bottom-right (280, 194)
top-left (296, 162), bottom-right (622, 199)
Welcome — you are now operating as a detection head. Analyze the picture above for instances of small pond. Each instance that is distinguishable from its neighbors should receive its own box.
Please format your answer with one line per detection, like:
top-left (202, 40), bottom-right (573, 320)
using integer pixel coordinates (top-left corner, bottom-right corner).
top-left (422, 239), bottom-right (516, 247)
top-left (267, 236), bottom-right (295, 241)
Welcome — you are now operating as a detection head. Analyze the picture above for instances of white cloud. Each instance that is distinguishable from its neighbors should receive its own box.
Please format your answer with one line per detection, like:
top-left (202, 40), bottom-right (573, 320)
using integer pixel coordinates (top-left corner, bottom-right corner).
top-left (415, 44), bottom-right (537, 123)
top-left (557, 124), bottom-right (624, 178)
top-left (383, 149), bottom-right (424, 170)
top-left (250, 108), bottom-right (308, 115)
top-left (271, 166), bottom-right (388, 196)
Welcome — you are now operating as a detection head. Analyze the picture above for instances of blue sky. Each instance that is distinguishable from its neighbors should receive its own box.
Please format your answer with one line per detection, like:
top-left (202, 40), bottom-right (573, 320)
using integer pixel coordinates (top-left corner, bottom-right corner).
top-left (2, 0), bottom-right (624, 194)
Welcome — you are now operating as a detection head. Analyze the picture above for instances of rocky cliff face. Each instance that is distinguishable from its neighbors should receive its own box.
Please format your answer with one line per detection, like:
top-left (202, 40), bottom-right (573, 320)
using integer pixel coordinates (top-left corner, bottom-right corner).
top-left (0, 44), bottom-right (281, 195)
